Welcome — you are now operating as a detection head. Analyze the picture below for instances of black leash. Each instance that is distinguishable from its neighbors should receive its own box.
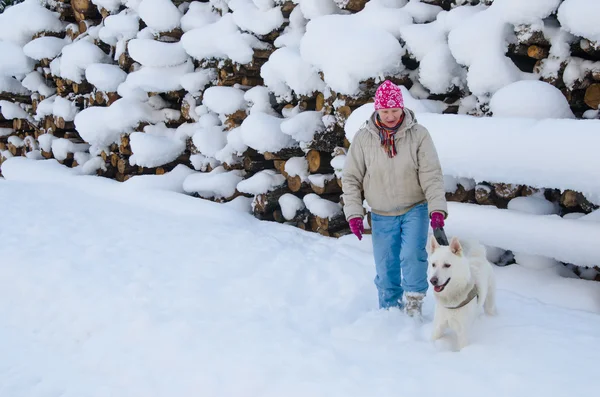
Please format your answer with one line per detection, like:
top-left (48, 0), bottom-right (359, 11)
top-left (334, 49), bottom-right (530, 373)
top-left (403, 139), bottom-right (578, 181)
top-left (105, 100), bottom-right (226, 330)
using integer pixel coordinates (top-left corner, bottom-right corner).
top-left (433, 226), bottom-right (449, 246)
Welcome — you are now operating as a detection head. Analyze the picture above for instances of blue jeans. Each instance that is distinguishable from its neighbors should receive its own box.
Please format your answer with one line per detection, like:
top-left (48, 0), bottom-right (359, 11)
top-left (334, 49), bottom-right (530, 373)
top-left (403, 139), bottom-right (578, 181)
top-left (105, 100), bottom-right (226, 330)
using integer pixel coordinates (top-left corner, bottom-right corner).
top-left (370, 203), bottom-right (429, 309)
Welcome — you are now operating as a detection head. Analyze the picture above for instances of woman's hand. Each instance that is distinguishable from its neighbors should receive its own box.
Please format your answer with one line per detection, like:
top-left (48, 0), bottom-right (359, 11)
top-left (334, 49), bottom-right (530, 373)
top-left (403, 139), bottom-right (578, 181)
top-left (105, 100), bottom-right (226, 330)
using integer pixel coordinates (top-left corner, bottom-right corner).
top-left (430, 211), bottom-right (445, 229)
top-left (349, 217), bottom-right (364, 240)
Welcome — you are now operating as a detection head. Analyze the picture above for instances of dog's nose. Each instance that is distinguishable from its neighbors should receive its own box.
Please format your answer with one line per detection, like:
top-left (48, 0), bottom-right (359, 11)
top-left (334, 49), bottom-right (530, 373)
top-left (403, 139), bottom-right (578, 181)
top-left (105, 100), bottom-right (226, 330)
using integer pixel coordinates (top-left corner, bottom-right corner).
top-left (430, 276), bottom-right (438, 286)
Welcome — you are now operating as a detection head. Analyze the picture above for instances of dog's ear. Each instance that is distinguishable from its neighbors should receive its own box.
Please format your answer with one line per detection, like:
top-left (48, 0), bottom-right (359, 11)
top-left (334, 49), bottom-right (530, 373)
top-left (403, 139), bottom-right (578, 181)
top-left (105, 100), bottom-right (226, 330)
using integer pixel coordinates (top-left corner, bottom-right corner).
top-left (450, 236), bottom-right (463, 256)
top-left (428, 233), bottom-right (440, 254)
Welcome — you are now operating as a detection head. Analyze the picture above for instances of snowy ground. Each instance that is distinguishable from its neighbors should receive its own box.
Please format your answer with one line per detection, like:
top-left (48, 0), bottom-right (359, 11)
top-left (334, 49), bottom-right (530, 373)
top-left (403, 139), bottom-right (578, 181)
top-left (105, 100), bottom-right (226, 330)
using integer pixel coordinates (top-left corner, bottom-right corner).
top-left (1, 160), bottom-right (599, 397)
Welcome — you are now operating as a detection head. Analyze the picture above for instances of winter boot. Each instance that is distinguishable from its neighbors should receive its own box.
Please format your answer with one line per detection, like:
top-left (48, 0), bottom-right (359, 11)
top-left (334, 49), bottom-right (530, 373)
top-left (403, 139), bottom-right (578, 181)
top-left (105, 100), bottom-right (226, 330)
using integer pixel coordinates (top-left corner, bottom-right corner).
top-left (403, 292), bottom-right (425, 319)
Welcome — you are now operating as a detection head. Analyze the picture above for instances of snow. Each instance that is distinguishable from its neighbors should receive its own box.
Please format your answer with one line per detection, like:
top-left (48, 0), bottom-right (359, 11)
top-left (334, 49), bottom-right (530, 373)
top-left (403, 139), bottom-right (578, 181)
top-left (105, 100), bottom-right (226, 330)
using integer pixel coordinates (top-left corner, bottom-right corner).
top-left (0, 1), bottom-right (64, 46)
top-left (303, 192), bottom-right (342, 219)
top-left (507, 195), bottom-right (560, 216)
top-left (59, 40), bottom-right (111, 84)
top-left (180, 1), bottom-right (220, 32)
top-left (261, 47), bottom-right (326, 101)
top-left (489, 80), bottom-right (575, 119)
top-left (124, 59), bottom-right (195, 93)
top-left (128, 131), bottom-right (186, 168)
top-left (74, 98), bottom-right (159, 150)
top-left (278, 192), bottom-right (306, 220)
top-left (52, 96), bottom-right (79, 121)
top-left (91, 0), bottom-right (123, 13)
top-left (280, 110), bottom-right (325, 143)
top-left (0, 76), bottom-right (29, 95)
top-left (0, 100), bottom-right (31, 121)
top-left (0, 40), bottom-right (35, 76)
top-left (85, 64), bottom-right (128, 92)
top-left (240, 112), bottom-right (297, 153)
top-left (1, 0), bottom-right (600, 391)
top-left (236, 169), bottom-right (285, 195)
top-left (21, 71), bottom-right (55, 97)
top-left (99, 11), bottom-right (140, 46)
top-left (299, 15), bottom-right (405, 96)
top-left (22, 36), bottom-right (67, 61)
top-left (284, 156), bottom-right (308, 179)
top-left (191, 123), bottom-right (228, 158)
top-left (444, 202), bottom-right (600, 267)
top-left (137, 0), bottom-right (183, 32)
top-left (181, 14), bottom-right (261, 65)
top-left (182, 165), bottom-right (245, 198)
top-left (230, 0), bottom-right (285, 36)
top-left (50, 138), bottom-right (90, 162)
top-left (202, 86), bottom-right (247, 115)
top-left (128, 39), bottom-right (189, 68)
top-left (558, 0), bottom-right (600, 43)
top-left (180, 69), bottom-right (216, 94)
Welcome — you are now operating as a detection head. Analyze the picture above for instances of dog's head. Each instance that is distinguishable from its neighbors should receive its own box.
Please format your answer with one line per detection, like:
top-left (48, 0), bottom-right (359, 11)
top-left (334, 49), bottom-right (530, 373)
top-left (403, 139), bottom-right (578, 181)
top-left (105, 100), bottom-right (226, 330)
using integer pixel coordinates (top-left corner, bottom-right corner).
top-left (427, 235), bottom-right (472, 295)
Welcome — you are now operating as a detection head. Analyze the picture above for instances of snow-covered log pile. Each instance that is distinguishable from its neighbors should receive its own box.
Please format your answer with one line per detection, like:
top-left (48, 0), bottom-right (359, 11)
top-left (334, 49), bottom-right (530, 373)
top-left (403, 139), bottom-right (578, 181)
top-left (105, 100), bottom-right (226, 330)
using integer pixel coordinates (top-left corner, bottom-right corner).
top-left (0, 0), bottom-right (599, 259)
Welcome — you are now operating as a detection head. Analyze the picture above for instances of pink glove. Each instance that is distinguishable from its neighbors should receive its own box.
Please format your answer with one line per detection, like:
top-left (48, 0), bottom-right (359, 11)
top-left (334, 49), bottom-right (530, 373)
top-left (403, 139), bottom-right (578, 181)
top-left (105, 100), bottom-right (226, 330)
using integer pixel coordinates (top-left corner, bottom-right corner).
top-left (430, 211), bottom-right (445, 229)
top-left (349, 217), bottom-right (364, 240)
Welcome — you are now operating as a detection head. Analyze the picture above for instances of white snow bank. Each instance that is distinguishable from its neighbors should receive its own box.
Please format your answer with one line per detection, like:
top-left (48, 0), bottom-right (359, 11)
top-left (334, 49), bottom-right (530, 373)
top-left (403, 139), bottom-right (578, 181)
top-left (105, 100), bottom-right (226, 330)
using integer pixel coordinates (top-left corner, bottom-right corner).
top-left (240, 112), bottom-right (297, 153)
top-left (138, 0), bottom-right (183, 32)
top-left (21, 72), bottom-right (55, 97)
top-left (299, 14), bottom-right (405, 95)
top-left (417, 113), bottom-right (600, 203)
top-left (191, 124), bottom-right (228, 158)
top-left (507, 195), bottom-right (560, 216)
top-left (50, 138), bottom-right (90, 162)
top-left (280, 110), bottom-right (325, 143)
top-left (91, 0), bottom-right (123, 13)
top-left (0, 100), bottom-right (32, 121)
top-left (180, 69), bottom-right (216, 94)
top-left (85, 64), bottom-right (128, 92)
top-left (59, 40), bottom-right (111, 83)
top-left (278, 192), bottom-right (306, 220)
top-left (446, 202), bottom-right (600, 267)
top-left (490, 80), bottom-right (575, 119)
top-left (260, 46), bottom-right (326, 101)
top-left (22, 36), bottom-right (67, 61)
top-left (128, 39), bottom-right (189, 68)
top-left (182, 166), bottom-right (245, 198)
top-left (0, 1), bottom-right (64, 46)
top-left (124, 59), bottom-right (195, 93)
top-left (492, 0), bottom-right (561, 25)
top-left (0, 163), bottom-right (599, 397)
top-left (52, 96), bottom-right (78, 121)
top-left (0, 40), bottom-right (35, 76)
top-left (99, 11), bottom-right (140, 46)
top-left (557, 0), bottom-right (600, 43)
top-left (180, 1), bottom-right (220, 32)
top-left (202, 86), bottom-right (247, 115)
top-left (74, 98), bottom-right (159, 149)
top-left (129, 131), bottom-right (186, 168)
top-left (181, 14), bottom-right (265, 64)
top-left (0, 76), bottom-right (30, 95)
top-left (303, 193), bottom-right (342, 218)
top-left (231, 1), bottom-right (284, 36)
top-left (121, 164), bottom-right (196, 194)
top-left (237, 169), bottom-right (285, 195)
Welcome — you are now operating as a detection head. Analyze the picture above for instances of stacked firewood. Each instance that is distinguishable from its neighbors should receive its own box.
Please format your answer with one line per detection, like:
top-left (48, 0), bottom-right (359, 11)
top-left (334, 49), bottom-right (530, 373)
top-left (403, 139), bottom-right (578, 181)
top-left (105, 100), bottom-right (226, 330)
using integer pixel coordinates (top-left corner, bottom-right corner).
top-left (0, 0), bottom-right (598, 244)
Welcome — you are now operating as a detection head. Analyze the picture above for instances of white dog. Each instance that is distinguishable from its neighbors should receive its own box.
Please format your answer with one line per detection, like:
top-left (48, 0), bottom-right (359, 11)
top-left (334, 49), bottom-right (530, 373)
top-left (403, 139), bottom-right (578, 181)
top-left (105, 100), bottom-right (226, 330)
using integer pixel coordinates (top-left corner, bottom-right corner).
top-left (427, 235), bottom-right (497, 350)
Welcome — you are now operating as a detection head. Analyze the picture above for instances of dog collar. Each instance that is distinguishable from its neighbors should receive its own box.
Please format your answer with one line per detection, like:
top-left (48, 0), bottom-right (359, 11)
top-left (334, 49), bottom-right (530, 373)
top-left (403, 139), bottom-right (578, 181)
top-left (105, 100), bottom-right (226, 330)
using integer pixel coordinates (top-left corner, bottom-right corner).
top-left (446, 285), bottom-right (479, 310)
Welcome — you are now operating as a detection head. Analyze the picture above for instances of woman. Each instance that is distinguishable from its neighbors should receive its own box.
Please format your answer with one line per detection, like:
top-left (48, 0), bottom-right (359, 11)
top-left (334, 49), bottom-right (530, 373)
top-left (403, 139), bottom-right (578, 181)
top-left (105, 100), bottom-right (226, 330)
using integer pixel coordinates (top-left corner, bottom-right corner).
top-left (342, 80), bottom-right (447, 318)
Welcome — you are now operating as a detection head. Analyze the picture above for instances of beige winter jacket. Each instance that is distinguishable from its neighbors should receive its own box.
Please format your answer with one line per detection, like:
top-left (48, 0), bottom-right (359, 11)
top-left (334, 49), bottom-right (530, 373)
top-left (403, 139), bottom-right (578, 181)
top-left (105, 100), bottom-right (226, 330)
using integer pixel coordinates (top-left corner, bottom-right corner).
top-left (342, 109), bottom-right (448, 221)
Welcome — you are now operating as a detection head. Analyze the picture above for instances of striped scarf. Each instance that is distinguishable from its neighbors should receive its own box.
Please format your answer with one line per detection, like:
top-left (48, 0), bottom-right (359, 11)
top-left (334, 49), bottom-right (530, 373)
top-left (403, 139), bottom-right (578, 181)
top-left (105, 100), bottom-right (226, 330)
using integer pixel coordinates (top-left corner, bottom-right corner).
top-left (374, 113), bottom-right (404, 158)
